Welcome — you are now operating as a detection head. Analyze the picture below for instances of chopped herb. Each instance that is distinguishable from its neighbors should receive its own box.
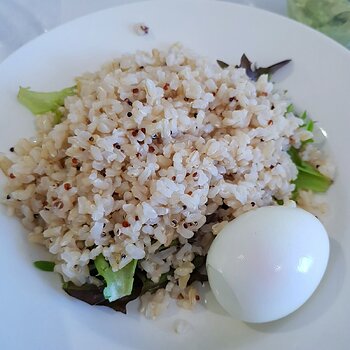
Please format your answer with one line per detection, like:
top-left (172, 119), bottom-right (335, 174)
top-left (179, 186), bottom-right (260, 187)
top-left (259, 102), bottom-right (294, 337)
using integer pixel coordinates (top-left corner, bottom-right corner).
top-left (34, 260), bottom-right (55, 272)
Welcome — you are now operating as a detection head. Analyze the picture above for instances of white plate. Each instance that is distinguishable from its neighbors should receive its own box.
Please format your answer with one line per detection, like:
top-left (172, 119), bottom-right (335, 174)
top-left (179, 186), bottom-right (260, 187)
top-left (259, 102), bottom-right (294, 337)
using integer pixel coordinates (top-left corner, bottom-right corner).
top-left (0, 1), bottom-right (349, 349)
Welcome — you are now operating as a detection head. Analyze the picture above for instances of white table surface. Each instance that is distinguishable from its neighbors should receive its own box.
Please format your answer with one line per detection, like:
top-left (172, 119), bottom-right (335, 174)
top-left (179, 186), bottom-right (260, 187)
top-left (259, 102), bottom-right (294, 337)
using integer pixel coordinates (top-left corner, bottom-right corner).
top-left (0, 0), bottom-right (287, 63)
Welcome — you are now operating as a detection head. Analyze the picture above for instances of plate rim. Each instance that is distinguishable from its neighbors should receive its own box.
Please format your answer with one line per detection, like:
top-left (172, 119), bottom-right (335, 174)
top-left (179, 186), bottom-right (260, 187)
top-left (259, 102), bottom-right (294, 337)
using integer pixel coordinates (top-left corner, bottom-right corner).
top-left (1, 1), bottom-right (350, 350)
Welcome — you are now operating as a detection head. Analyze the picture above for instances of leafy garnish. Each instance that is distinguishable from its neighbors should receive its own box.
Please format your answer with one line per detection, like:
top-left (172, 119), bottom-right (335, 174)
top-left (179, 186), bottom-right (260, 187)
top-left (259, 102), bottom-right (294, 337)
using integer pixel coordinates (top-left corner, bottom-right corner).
top-left (17, 86), bottom-right (76, 117)
top-left (33, 260), bottom-right (55, 272)
top-left (63, 282), bottom-right (106, 305)
top-left (239, 54), bottom-right (291, 81)
top-left (294, 169), bottom-right (332, 193)
top-left (63, 253), bottom-right (208, 314)
top-left (217, 60), bottom-right (229, 69)
top-left (102, 276), bottom-right (143, 313)
top-left (299, 110), bottom-right (314, 132)
top-left (286, 104), bottom-right (294, 113)
top-left (217, 55), bottom-right (291, 81)
top-left (63, 276), bottom-right (143, 314)
top-left (297, 110), bottom-right (314, 145)
top-left (94, 255), bottom-right (137, 302)
top-left (288, 147), bottom-right (332, 194)
top-left (300, 111), bottom-right (307, 120)
top-left (305, 119), bottom-right (314, 132)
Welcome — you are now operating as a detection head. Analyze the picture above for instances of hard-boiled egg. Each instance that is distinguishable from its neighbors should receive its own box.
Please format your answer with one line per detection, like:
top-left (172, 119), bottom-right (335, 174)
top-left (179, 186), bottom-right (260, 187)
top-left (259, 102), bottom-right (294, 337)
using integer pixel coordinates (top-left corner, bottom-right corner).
top-left (206, 206), bottom-right (329, 323)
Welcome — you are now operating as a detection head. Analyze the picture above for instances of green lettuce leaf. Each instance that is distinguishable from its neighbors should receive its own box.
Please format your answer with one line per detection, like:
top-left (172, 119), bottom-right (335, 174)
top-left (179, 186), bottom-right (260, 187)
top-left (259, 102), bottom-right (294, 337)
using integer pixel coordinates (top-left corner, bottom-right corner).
top-left (33, 260), bottom-right (55, 272)
top-left (286, 103), bottom-right (294, 113)
top-left (288, 147), bottom-right (332, 194)
top-left (298, 110), bottom-right (314, 145)
top-left (17, 86), bottom-right (76, 115)
top-left (94, 255), bottom-right (137, 302)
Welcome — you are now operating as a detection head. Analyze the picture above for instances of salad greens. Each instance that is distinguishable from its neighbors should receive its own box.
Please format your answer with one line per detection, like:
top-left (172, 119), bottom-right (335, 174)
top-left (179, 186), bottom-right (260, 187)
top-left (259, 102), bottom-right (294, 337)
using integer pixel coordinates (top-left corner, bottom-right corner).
top-left (61, 253), bottom-right (206, 314)
top-left (238, 54), bottom-right (291, 81)
top-left (63, 278), bottom-right (143, 314)
top-left (298, 110), bottom-right (315, 145)
top-left (286, 103), bottom-right (294, 113)
top-left (289, 106), bottom-right (332, 196)
top-left (94, 254), bottom-right (137, 302)
top-left (17, 86), bottom-right (76, 123)
top-left (288, 146), bottom-right (332, 194)
top-left (285, 106), bottom-right (331, 197)
top-left (301, 111), bottom-right (314, 133)
top-left (217, 54), bottom-right (291, 81)
top-left (33, 260), bottom-right (55, 272)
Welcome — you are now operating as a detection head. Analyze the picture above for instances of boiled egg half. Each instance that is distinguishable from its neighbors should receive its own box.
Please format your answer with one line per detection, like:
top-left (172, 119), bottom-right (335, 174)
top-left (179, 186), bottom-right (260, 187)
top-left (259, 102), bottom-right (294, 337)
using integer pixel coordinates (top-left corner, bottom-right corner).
top-left (207, 206), bottom-right (329, 323)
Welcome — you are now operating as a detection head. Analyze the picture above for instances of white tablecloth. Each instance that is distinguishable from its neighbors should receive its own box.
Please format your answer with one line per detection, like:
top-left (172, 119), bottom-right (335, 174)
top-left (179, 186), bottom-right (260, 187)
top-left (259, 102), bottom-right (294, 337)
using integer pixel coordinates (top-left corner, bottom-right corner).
top-left (0, 0), bottom-right (287, 63)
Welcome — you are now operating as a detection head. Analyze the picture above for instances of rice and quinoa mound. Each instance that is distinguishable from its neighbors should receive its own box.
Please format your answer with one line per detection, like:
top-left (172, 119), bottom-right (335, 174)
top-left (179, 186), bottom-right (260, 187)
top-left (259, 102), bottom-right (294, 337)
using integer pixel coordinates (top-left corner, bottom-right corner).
top-left (0, 44), bottom-right (334, 318)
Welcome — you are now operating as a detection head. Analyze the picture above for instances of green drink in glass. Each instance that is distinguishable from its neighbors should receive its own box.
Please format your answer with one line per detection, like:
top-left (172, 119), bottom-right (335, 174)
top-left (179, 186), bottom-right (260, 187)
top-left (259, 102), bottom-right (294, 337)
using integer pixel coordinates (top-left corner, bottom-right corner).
top-left (288, 0), bottom-right (350, 48)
